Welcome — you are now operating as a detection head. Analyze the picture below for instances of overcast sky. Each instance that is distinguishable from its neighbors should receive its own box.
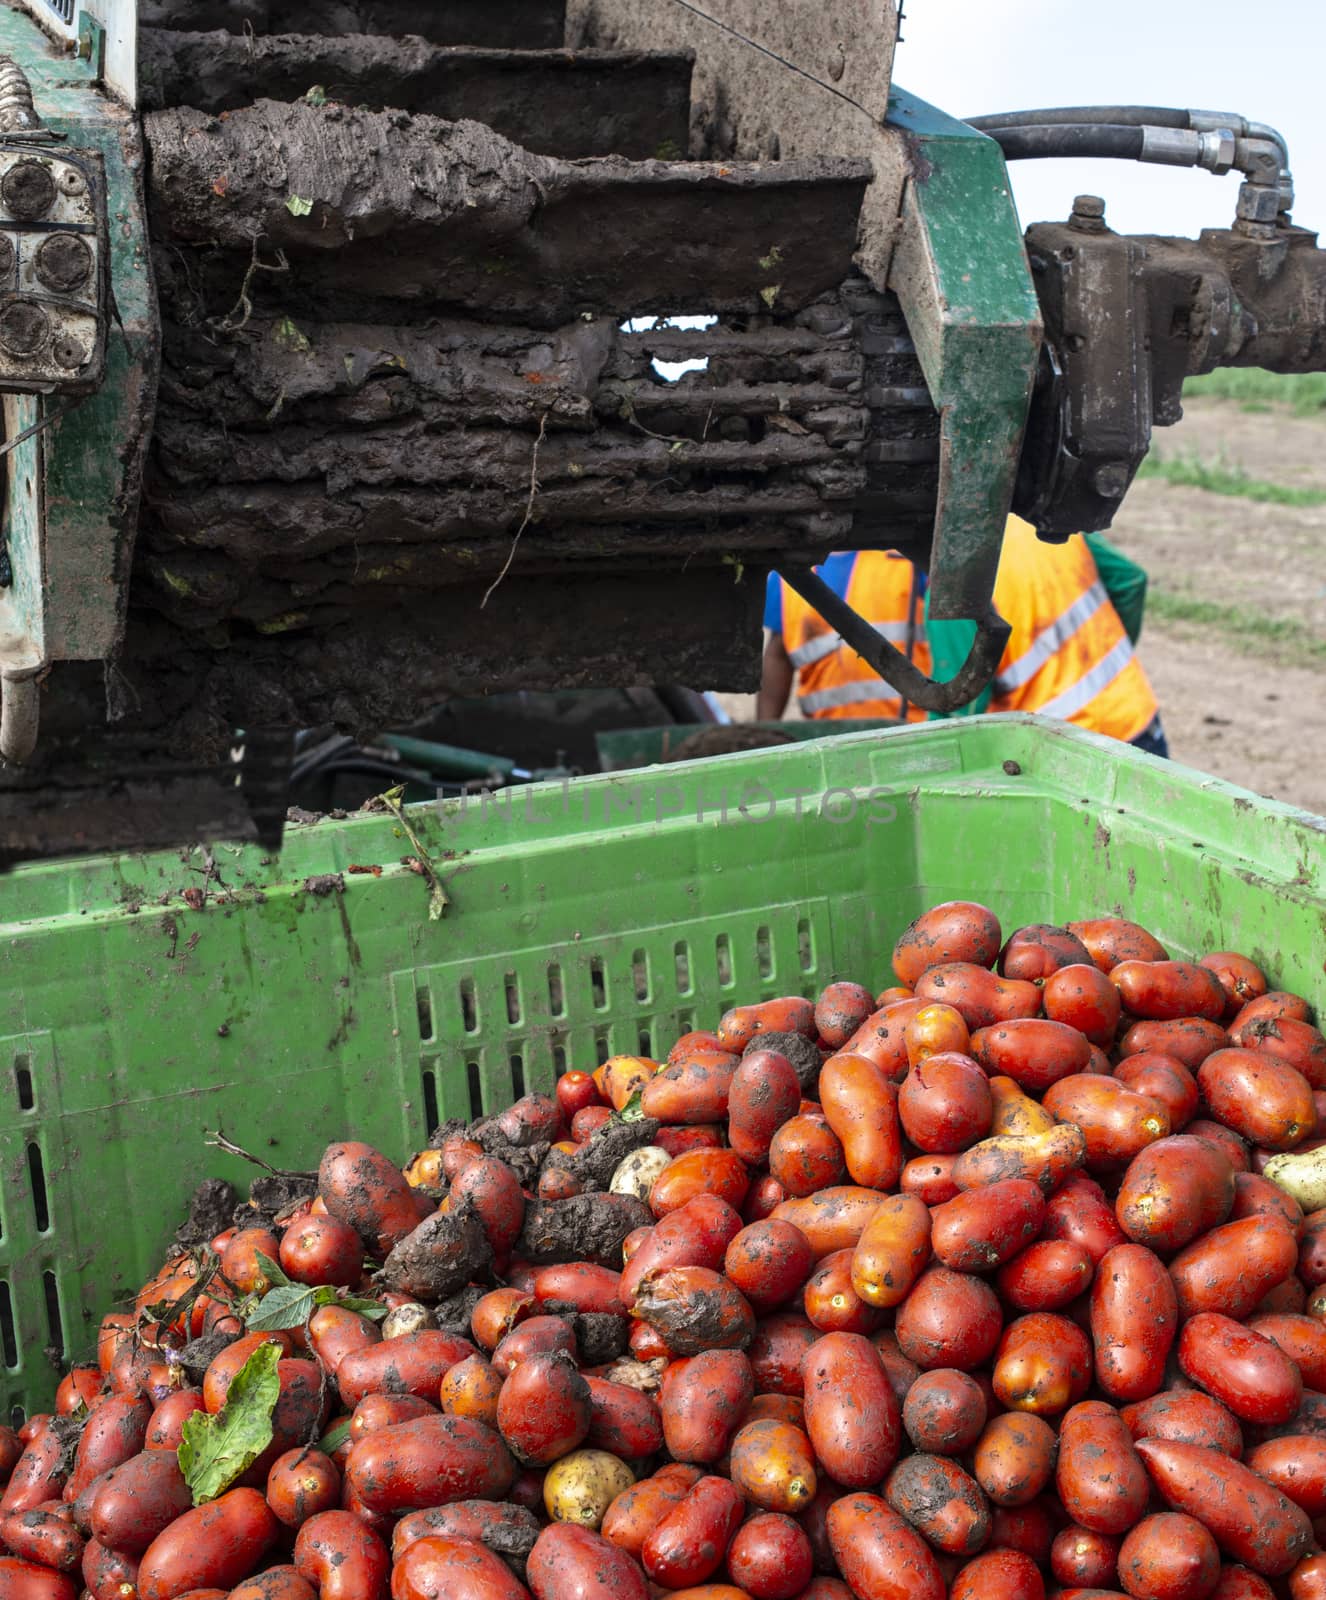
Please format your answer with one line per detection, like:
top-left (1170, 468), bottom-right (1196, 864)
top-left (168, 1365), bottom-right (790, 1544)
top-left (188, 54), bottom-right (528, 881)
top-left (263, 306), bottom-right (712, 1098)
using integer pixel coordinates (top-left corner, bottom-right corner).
top-left (894, 0), bottom-right (1325, 242)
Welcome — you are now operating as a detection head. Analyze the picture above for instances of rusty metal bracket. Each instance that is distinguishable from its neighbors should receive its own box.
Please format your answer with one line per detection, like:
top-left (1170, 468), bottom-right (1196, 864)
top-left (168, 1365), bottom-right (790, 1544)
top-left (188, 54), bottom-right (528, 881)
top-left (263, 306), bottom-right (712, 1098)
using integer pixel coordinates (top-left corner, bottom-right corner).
top-left (778, 564), bottom-right (1011, 713)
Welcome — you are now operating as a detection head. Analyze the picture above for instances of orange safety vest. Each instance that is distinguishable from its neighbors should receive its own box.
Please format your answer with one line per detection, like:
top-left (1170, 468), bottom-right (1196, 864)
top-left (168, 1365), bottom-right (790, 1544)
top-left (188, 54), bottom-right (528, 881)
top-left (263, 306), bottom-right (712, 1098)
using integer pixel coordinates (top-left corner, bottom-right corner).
top-left (780, 552), bottom-right (931, 722)
top-left (989, 517), bottom-right (1158, 741)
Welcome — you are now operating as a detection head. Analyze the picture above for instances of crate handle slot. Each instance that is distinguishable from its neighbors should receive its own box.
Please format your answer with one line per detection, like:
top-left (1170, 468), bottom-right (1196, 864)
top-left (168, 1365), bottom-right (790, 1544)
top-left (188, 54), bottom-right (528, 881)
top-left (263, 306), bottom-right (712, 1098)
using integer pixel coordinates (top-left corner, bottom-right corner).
top-left (0, 1282), bottom-right (17, 1369)
top-left (716, 933), bottom-right (734, 989)
top-left (41, 1271), bottom-right (61, 1361)
top-left (631, 951), bottom-right (650, 1004)
top-left (13, 1053), bottom-right (32, 1112)
top-left (756, 926), bottom-right (773, 980)
top-left (415, 989), bottom-right (434, 1042)
top-left (509, 1054), bottom-right (525, 1100)
top-left (459, 977), bottom-right (478, 1034)
top-left (420, 1067), bottom-right (439, 1140)
top-left (466, 1061), bottom-right (483, 1119)
top-left (674, 941), bottom-right (692, 996)
top-left (26, 1144), bottom-right (48, 1233)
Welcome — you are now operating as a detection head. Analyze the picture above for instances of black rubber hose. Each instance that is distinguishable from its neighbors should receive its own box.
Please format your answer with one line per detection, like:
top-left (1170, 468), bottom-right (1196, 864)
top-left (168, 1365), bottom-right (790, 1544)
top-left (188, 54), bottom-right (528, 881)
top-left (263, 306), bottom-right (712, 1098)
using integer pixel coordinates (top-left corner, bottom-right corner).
top-left (967, 106), bottom-right (1189, 133)
top-left (980, 124), bottom-right (1146, 162)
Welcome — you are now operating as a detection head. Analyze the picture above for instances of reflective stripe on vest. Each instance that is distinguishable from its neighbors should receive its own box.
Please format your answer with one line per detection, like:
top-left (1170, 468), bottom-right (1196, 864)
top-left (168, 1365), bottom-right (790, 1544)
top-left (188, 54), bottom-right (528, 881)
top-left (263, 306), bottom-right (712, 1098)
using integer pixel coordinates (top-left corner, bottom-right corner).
top-left (789, 618), bottom-right (928, 670)
top-left (1036, 634), bottom-right (1137, 721)
top-left (799, 678), bottom-right (904, 715)
top-left (994, 581), bottom-right (1109, 695)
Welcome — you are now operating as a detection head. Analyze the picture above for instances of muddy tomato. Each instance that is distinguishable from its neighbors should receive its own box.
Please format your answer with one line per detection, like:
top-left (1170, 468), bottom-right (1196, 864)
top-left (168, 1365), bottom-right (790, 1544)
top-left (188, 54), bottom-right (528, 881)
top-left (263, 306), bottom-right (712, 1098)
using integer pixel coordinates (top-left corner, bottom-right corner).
top-left (279, 1215), bottom-right (364, 1289)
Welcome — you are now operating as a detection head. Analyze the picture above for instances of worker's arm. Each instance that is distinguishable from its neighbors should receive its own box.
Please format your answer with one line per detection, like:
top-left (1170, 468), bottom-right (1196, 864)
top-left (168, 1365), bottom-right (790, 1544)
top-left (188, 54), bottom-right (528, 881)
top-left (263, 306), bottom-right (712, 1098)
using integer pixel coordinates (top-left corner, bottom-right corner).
top-left (1084, 532), bottom-right (1148, 644)
top-left (757, 631), bottom-right (794, 720)
top-left (923, 595), bottom-right (995, 720)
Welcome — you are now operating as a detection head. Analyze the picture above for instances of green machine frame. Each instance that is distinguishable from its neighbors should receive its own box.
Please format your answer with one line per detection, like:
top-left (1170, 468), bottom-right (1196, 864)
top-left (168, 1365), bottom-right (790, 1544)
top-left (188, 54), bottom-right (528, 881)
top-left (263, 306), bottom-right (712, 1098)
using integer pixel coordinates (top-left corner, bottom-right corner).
top-left (0, 0), bottom-right (155, 765)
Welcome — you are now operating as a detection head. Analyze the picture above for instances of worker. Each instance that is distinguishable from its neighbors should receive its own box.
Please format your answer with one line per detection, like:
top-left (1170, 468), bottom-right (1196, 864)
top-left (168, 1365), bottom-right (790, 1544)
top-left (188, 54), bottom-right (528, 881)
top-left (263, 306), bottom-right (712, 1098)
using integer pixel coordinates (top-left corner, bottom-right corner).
top-left (758, 550), bottom-right (930, 723)
top-left (926, 516), bottom-right (1169, 756)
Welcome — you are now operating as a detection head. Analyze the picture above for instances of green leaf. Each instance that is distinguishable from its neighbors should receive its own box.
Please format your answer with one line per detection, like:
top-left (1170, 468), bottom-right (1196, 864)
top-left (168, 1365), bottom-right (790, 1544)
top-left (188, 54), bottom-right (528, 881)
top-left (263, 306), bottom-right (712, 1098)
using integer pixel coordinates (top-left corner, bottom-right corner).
top-left (336, 1294), bottom-right (389, 1321)
top-left (285, 195), bottom-right (314, 218)
top-left (178, 1342), bottom-right (281, 1504)
top-left (318, 1419), bottom-right (351, 1456)
top-left (617, 1091), bottom-right (646, 1123)
top-left (253, 1251), bottom-right (292, 1289)
top-left (245, 1284), bottom-right (317, 1330)
top-left (304, 85), bottom-right (328, 107)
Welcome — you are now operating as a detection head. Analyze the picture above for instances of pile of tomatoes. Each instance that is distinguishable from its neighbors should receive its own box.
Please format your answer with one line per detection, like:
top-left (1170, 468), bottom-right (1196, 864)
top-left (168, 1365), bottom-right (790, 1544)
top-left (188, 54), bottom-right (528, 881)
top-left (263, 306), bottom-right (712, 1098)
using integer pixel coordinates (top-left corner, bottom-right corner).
top-left (4, 904), bottom-right (1326, 1600)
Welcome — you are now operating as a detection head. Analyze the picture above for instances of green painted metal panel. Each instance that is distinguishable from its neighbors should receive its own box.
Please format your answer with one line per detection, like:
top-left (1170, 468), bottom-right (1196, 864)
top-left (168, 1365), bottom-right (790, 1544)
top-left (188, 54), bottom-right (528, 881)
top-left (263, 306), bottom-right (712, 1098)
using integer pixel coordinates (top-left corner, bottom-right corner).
top-left (1, 715), bottom-right (1324, 1415)
top-left (885, 86), bottom-right (1043, 624)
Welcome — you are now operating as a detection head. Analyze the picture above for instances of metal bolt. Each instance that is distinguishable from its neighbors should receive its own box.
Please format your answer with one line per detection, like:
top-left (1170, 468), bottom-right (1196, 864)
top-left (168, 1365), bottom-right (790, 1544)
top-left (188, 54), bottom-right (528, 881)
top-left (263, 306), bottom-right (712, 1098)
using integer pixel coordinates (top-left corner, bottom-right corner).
top-left (1069, 194), bottom-right (1108, 234)
top-left (34, 233), bottom-right (92, 294)
top-left (0, 301), bottom-right (48, 357)
top-left (56, 168), bottom-right (85, 197)
top-left (1, 160), bottom-right (54, 221)
top-left (53, 336), bottom-right (86, 369)
top-left (1092, 461), bottom-right (1131, 499)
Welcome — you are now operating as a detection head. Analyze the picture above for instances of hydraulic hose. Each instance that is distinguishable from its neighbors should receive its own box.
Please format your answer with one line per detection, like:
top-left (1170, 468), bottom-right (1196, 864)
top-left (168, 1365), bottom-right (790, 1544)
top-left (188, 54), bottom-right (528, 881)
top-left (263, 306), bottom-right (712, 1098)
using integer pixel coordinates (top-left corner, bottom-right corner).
top-left (965, 105), bottom-right (1289, 171)
top-left (983, 124), bottom-right (1145, 163)
top-left (967, 106), bottom-right (1188, 134)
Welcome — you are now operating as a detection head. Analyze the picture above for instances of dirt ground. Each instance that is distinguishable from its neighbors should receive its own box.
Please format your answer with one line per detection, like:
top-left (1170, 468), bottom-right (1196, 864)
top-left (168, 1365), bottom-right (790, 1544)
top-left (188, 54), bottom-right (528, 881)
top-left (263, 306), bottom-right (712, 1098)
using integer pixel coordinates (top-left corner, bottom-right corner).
top-left (719, 396), bottom-right (1326, 817)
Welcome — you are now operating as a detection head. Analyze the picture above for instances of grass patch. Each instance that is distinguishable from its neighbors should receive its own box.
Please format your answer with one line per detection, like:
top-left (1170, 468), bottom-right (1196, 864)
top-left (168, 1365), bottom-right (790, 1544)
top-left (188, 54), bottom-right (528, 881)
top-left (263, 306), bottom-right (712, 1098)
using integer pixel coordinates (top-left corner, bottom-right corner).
top-left (1148, 591), bottom-right (1326, 666)
top-left (1136, 452), bottom-right (1326, 507)
top-left (1184, 368), bottom-right (1326, 416)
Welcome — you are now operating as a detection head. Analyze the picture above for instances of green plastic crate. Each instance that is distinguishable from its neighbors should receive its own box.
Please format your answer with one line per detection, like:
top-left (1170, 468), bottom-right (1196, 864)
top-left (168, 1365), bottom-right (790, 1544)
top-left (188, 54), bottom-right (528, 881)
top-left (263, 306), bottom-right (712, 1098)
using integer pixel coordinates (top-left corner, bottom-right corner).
top-left (1, 715), bottom-right (1324, 1418)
